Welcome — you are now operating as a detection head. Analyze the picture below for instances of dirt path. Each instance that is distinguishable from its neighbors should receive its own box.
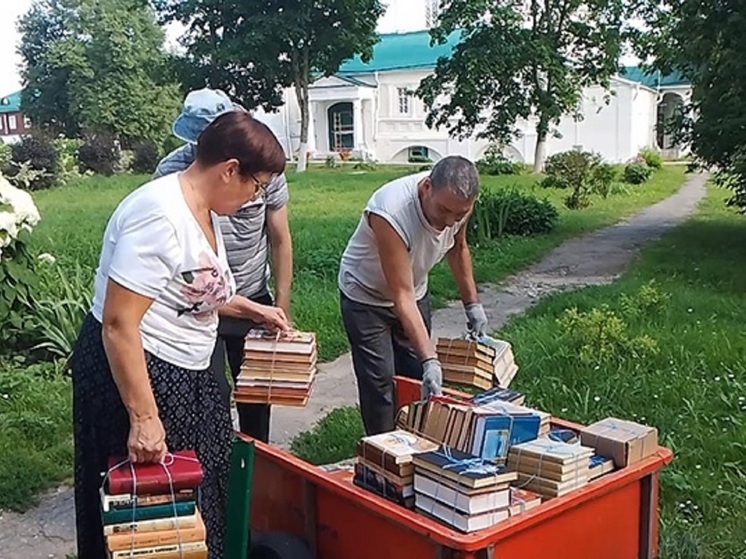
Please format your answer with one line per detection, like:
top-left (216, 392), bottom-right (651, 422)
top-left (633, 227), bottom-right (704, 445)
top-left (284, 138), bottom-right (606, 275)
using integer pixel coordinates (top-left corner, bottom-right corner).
top-left (0, 171), bottom-right (707, 558)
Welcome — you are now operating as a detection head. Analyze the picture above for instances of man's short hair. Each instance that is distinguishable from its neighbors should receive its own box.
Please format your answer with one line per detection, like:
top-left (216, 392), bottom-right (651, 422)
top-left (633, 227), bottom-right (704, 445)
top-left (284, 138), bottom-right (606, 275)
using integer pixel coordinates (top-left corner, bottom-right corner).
top-left (429, 156), bottom-right (480, 199)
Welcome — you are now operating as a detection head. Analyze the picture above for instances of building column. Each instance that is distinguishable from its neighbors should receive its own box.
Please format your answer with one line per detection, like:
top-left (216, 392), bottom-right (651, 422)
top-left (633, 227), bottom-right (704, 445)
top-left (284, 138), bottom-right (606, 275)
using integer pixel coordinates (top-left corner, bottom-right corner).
top-left (353, 99), bottom-right (364, 151)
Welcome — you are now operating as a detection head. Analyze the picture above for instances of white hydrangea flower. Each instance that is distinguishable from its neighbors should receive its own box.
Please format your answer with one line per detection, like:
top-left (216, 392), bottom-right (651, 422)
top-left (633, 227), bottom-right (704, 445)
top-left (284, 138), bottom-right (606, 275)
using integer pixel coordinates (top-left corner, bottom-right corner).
top-left (0, 175), bottom-right (41, 251)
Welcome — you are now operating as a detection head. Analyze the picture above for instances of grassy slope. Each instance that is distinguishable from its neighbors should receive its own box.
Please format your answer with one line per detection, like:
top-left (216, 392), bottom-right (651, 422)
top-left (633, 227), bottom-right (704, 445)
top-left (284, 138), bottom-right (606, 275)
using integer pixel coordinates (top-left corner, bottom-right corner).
top-left (290, 185), bottom-right (746, 558)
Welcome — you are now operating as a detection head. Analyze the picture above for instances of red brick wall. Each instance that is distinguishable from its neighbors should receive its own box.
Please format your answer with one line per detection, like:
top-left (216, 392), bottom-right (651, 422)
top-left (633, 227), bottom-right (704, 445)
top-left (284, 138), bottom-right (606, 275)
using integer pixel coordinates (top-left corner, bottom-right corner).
top-left (0, 111), bottom-right (31, 136)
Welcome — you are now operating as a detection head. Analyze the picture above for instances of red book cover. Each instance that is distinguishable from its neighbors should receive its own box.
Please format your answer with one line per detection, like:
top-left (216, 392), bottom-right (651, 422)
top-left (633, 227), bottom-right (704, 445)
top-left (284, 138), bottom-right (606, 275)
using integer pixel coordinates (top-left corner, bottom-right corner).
top-left (106, 450), bottom-right (204, 496)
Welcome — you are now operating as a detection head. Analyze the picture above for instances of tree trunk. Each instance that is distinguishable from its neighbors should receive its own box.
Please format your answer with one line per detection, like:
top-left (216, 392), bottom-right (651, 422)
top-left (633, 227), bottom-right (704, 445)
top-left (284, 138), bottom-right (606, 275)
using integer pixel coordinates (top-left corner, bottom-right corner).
top-left (296, 100), bottom-right (309, 173)
top-left (293, 47), bottom-right (310, 173)
top-left (533, 134), bottom-right (547, 173)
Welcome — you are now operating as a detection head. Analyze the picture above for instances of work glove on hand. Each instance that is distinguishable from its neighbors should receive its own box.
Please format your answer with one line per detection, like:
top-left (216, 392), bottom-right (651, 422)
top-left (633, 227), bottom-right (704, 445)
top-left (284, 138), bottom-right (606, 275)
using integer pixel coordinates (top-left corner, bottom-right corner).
top-left (421, 358), bottom-right (443, 400)
top-left (465, 302), bottom-right (488, 338)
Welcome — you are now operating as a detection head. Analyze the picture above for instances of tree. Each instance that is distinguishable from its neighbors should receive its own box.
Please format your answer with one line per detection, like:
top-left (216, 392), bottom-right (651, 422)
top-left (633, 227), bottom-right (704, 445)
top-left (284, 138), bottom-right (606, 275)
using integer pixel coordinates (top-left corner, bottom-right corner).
top-left (158, 0), bottom-right (385, 172)
top-left (630, 0), bottom-right (746, 211)
top-left (416, 0), bottom-right (628, 172)
top-left (17, 0), bottom-right (181, 146)
top-left (17, 0), bottom-right (80, 137)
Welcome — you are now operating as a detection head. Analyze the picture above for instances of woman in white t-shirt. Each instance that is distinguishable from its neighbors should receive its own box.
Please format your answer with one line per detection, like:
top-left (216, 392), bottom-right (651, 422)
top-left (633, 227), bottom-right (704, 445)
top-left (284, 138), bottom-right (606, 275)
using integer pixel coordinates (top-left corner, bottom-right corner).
top-left (69, 111), bottom-right (287, 559)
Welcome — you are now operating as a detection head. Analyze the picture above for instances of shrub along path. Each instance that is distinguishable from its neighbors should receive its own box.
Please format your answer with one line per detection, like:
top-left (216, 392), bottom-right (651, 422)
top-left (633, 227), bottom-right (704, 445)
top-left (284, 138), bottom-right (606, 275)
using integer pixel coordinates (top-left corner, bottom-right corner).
top-left (0, 171), bottom-right (707, 559)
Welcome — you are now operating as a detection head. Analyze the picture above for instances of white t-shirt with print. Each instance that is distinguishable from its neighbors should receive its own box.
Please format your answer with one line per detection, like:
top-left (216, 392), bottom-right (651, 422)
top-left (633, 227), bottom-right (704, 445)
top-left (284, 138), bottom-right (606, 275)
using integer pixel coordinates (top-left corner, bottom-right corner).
top-left (90, 174), bottom-right (236, 370)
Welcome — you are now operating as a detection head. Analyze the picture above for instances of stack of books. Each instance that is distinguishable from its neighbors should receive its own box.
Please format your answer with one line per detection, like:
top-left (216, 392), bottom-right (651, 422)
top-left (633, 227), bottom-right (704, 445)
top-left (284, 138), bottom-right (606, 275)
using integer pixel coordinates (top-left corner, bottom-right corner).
top-left (507, 438), bottom-right (594, 499)
top-left (412, 446), bottom-right (518, 532)
top-left (354, 430), bottom-right (439, 508)
top-left (235, 328), bottom-right (317, 406)
top-left (101, 450), bottom-right (207, 558)
top-left (437, 335), bottom-right (518, 390)
top-left (394, 395), bottom-right (549, 461)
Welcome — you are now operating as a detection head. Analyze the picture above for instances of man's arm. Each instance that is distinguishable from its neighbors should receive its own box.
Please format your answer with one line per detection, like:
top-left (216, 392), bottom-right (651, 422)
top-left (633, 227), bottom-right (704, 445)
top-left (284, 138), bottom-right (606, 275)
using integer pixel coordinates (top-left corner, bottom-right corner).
top-left (266, 206), bottom-right (293, 317)
top-left (368, 213), bottom-right (436, 361)
top-left (445, 219), bottom-right (480, 306)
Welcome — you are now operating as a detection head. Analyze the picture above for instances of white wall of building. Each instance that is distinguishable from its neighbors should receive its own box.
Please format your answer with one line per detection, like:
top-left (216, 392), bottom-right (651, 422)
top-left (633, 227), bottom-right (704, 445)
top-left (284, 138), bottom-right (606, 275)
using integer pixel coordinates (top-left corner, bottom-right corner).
top-left (254, 68), bottom-right (679, 165)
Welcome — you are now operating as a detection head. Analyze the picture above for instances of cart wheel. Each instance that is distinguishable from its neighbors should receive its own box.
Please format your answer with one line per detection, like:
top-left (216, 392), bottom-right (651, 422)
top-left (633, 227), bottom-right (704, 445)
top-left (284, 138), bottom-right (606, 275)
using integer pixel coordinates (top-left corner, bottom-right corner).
top-left (247, 532), bottom-right (314, 559)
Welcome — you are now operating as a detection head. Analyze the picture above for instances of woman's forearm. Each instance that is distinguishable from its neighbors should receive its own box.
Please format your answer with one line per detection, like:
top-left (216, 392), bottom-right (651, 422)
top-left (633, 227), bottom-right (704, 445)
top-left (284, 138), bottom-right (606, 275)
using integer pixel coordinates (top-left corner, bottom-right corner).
top-left (219, 294), bottom-right (262, 320)
top-left (102, 322), bottom-right (159, 420)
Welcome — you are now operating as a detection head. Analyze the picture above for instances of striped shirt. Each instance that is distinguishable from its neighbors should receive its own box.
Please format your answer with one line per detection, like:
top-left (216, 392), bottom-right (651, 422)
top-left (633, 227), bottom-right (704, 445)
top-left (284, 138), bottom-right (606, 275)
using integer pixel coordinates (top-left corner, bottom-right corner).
top-left (153, 144), bottom-right (289, 298)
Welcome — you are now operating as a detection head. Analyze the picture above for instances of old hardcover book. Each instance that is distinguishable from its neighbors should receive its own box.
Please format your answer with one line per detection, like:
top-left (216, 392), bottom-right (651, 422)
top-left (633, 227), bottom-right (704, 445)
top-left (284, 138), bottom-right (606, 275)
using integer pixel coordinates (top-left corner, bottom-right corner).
top-left (105, 450), bottom-right (203, 496)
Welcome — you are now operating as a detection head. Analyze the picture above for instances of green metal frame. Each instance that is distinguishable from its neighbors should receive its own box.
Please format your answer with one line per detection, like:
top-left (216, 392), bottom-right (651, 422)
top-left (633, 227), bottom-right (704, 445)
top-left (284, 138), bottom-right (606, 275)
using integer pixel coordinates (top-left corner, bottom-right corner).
top-left (224, 435), bottom-right (256, 559)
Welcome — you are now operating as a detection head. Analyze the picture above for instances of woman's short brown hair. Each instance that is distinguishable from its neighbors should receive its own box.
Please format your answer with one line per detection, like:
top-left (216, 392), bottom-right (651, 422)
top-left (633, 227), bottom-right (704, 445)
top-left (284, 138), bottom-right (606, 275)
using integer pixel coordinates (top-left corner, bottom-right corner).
top-left (195, 111), bottom-right (286, 176)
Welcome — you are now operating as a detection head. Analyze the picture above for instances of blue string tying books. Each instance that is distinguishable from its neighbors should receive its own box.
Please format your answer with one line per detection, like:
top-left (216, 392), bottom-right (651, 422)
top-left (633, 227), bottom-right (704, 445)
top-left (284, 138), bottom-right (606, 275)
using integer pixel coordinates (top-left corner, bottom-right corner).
top-left (100, 450), bottom-right (207, 558)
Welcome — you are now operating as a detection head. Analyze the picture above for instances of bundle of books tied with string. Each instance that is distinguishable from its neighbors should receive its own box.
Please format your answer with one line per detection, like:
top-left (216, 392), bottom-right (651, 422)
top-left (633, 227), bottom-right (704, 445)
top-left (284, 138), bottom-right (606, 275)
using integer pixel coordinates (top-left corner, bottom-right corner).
top-left (436, 334), bottom-right (518, 390)
top-left (235, 328), bottom-right (318, 406)
top-left (100, 450), bottom-right (207, 558)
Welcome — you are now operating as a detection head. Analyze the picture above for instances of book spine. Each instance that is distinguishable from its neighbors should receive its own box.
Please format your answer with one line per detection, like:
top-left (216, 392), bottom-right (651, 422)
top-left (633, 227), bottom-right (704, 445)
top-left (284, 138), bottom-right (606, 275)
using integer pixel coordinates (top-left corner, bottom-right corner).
top-left (108, 473), bottom-right (203, 496)
top-left (103, 492), bottom-right (194, 512)
top-left (102, 500), bottom-right (195, 525)
top-left (103, 514), bottom-right (197, 536)
top-left (107, 521), bottom-right (204, 552)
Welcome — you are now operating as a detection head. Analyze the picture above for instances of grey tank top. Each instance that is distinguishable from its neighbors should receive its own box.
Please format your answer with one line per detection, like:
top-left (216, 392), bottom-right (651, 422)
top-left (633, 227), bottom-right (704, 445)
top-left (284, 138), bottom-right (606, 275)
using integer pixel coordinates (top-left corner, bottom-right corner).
top-left (338, 171), bottom-right (465, 307)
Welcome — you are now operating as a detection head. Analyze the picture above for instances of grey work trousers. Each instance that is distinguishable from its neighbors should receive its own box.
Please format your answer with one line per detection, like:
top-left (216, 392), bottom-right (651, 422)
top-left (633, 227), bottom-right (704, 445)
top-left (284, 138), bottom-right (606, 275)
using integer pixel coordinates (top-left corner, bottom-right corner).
top-left (340, 291), bottom-right (432, 436)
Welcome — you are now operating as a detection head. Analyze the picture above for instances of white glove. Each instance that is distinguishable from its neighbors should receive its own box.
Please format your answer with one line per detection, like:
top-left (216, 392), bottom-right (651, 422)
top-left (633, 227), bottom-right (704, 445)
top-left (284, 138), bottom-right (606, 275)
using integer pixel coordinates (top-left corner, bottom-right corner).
top-left (465, 302), bottom-right (488, 337)
top-left (421, 358), bottom-right (443, 400)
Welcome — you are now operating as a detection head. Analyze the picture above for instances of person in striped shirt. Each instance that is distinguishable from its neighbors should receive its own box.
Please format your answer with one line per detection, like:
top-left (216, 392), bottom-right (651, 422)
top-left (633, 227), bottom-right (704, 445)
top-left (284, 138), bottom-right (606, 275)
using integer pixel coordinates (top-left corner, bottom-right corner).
top-left (154, 88), bottom-right (293, 443)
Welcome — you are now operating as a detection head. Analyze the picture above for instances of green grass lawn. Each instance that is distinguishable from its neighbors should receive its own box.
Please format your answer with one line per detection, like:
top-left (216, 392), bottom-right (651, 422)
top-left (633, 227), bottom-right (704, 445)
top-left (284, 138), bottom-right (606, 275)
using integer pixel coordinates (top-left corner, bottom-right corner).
top-left (293, 185), bottom-right (746, 559)
top-left (0, 164), bottom-right (687, 511)
top-left (31, 165), bottom-right (687, 361)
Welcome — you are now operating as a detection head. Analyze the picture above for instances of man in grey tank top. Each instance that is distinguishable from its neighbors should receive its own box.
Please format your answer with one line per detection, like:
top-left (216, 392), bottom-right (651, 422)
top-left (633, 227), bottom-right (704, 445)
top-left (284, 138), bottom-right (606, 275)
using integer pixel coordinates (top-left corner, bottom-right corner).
top-left (338, 156), bottom-right (489, 435)
top-left (154, 88), bottom-right (293, 443)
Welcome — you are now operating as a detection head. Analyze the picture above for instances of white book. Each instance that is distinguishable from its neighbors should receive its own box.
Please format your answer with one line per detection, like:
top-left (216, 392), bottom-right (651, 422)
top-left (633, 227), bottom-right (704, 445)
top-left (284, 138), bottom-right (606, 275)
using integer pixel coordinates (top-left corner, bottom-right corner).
top-left (414, 474), bottom-right (510, 515)
top-left (415, 493), bottom-right (509, 533)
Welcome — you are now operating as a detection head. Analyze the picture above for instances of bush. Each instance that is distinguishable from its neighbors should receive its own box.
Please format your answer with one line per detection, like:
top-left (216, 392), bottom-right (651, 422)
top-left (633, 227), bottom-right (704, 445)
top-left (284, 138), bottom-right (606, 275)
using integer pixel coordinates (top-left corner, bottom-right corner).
top-left (541, 150), bottom-right (615, 209)
top-left (0, 142), bottom-right (11, 173)
top-left (52, 136), bottom-right (85, 184)
top-left (639, 147), bottom-right (663, 169)
top-left (8, 135), bottom-right (59, 190)
top-left (468, 188), bottom-right (559, 244)
top-left (131, 142), bottom-right (160, 174)
top-left (624, 162), bottom-right (652, 184)
top-left (477, 145), bottom-right (523, 176)
top-left (78, 132), bottom-right (120, 176)
top-left (0, 175), bottom-right (41, 352)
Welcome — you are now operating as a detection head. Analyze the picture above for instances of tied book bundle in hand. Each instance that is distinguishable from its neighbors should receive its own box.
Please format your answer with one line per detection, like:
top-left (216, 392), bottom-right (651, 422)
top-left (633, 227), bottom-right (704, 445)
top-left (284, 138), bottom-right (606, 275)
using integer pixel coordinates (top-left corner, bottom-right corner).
top-left (436, 334), bottom-right (518, 391)
top-left (100, 450), bottom-right (207, 558)
top-left (234, 328), bottom-right (318, 407)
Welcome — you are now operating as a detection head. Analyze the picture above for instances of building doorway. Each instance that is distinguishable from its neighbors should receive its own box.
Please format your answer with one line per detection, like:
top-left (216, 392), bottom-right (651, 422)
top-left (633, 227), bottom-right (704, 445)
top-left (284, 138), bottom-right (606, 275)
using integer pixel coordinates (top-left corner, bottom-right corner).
top-left (328, 102), bottom-right (354, 152)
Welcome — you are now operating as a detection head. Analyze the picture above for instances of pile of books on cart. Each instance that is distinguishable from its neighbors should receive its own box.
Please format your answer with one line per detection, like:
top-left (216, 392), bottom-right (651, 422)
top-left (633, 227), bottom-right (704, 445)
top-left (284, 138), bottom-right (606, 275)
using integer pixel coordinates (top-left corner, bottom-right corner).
top-left (351, 335), bottom-right (658, 534)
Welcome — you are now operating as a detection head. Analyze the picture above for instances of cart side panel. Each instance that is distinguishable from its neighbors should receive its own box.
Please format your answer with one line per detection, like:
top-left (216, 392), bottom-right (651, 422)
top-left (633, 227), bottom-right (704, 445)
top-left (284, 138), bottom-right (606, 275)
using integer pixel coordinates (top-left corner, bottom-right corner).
top-left (492, 480), bottom-right (642, 559)
top-left (250, 449), bottom-right (439, 559)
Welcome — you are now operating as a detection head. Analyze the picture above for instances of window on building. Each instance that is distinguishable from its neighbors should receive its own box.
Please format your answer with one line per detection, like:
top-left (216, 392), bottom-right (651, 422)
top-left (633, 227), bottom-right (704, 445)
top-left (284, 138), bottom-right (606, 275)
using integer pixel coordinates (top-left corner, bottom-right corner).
top-left (397, 88), bottom-right (411, 115)
top-left (408, 146), bottom-right (430, 163)
top-left (8, 115), bottom-right (17, 130)
top-left (24, 116), bottom-right (32, 128)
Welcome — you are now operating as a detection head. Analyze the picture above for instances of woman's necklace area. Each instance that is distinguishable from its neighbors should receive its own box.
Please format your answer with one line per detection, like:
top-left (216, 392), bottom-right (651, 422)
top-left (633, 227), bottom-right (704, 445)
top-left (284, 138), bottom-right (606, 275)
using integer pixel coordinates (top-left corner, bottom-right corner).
top-left (179, 172), bottom-right (216, 247)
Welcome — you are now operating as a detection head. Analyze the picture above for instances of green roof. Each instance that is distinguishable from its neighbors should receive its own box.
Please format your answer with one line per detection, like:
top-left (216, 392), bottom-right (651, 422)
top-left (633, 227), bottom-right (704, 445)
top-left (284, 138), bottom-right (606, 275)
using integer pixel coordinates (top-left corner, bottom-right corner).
top-left (337, 30), bottom-right (689, 89)
top-left (0, 91), bottom-right (21, 114)
top-left (338, 30), bottom-right (462, 74)
top-left (619, 66), bottom-right (688, 88)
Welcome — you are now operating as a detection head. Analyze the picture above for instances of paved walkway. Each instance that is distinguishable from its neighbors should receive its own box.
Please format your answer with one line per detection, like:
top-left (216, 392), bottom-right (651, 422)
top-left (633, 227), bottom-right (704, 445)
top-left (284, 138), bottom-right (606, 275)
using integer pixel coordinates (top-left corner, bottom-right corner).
top-left (0, 171), bottom-right (708, 558)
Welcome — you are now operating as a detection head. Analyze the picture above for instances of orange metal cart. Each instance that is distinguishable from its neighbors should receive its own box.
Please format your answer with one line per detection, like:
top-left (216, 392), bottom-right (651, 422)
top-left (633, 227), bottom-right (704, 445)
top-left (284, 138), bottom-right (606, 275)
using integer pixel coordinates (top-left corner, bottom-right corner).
top-left (246, 376), bottom-right (674, 559)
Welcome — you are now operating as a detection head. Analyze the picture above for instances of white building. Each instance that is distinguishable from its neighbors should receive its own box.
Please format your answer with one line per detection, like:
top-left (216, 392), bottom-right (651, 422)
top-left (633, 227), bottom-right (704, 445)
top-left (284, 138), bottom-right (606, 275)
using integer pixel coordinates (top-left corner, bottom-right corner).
top-left (254, 30), bottom-right (691, 166)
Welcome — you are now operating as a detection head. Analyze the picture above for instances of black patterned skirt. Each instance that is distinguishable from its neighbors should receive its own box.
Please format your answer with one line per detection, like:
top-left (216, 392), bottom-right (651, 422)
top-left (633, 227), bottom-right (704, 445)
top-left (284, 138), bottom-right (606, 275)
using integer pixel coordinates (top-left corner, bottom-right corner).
top-left (70, 313), bottom-right (233, 559)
